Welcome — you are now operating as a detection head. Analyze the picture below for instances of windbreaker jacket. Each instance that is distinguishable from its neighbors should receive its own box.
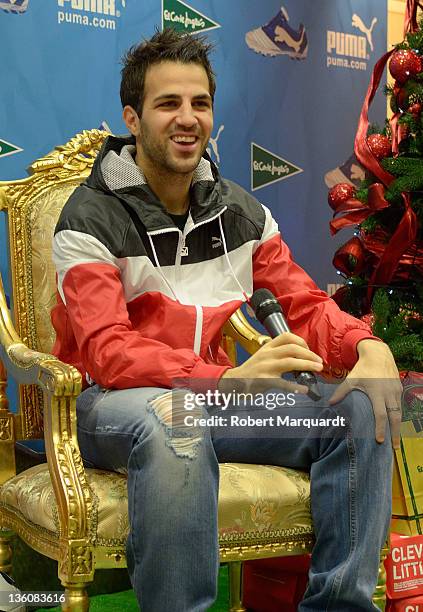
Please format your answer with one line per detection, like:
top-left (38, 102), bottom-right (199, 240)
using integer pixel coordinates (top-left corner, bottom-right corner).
top-left (51, 135), bottom-right (376, 390)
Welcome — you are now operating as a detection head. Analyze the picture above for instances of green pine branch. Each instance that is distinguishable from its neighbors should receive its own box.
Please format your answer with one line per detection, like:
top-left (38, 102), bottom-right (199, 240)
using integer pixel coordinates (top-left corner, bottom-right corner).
top-left (366, 289), bottom-right (423, 371)
top-left (381, 156), bottom-right (423, 176)
top-left (407, 27), bottom-right (423, 52)
top-left (389, 334), bottom-right (423, 370)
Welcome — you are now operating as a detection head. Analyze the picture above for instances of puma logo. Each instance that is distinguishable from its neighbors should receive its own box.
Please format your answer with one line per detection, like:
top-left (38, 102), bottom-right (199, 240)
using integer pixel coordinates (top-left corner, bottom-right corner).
top-left (212, 237), bottom-right (222, 249)
top-left (352, 14), bottom-right (377, 52)
top-left (207, 125), bottom-right (224, 166)
top-left (274, 24), bottom-right (305, 53)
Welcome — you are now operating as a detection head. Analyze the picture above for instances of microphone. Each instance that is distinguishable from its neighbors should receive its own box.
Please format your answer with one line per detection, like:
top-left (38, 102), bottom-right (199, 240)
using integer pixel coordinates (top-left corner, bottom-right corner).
top-left (250, 288), bottom-right (321, 401)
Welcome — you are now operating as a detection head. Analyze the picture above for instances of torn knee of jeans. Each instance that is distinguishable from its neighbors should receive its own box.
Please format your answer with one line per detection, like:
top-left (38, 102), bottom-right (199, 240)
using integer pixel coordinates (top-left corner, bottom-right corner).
top-left (147, 390), bottom-right (205, 460)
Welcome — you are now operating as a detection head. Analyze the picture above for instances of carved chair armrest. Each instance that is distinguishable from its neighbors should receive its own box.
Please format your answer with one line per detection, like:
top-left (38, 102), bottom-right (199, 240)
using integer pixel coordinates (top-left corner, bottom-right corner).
top-left (0, 273), bottom-right (93, 544)
top-left (224, 308), bottom-right (270, 355)
top-left (0, 272), bottom-right (81, 391)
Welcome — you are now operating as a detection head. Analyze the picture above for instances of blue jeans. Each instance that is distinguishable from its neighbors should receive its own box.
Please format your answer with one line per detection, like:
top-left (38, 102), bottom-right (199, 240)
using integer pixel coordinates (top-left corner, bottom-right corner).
top-left (76, 381), bottom-right (392, 612)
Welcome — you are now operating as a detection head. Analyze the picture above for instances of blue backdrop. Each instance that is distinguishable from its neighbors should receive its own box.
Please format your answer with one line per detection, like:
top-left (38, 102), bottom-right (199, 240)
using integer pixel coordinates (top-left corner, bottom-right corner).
top-left (1, 0), bottom-right (387, 310)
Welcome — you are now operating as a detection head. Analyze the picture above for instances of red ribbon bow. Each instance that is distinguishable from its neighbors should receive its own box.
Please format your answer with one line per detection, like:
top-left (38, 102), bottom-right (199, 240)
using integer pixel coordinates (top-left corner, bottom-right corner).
top-left (330, 183), bottom-right (389, 235)
top-left (367, 193), bottom-right (418, 301)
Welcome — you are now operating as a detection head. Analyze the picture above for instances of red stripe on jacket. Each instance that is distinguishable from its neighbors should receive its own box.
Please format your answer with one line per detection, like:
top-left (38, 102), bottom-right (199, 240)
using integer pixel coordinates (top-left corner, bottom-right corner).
top-left (51, 262), bottom-right (236, 389)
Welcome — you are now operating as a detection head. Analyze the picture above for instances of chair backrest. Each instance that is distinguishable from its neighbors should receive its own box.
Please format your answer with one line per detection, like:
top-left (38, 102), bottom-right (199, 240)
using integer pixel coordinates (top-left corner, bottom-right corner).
top-left (0, 129), bottom-right (109, 439)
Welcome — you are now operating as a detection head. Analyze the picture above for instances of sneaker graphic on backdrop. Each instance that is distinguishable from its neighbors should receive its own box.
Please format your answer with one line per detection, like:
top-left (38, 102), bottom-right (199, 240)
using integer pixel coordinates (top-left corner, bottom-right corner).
top-left (0, 0), bottom-right (29, 14)
top-left (324, 152), bottom-right (366, 189)
top-left (245, 6), bottom-right (308, 59)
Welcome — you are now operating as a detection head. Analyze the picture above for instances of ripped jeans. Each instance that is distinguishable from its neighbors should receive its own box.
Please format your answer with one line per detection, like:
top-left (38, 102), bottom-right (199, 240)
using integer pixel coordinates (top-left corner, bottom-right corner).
top-left (76, 383), bottom-right (392, 612)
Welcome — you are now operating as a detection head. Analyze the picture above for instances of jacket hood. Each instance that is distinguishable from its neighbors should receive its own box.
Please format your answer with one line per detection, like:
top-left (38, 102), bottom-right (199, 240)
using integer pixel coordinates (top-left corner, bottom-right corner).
top-left (84, 134), bottom-right (226, 231)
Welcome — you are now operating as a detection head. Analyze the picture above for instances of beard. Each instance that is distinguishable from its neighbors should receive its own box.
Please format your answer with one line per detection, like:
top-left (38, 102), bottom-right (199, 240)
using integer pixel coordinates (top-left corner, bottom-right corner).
top-left (138, 120), bottom-right (208, 176)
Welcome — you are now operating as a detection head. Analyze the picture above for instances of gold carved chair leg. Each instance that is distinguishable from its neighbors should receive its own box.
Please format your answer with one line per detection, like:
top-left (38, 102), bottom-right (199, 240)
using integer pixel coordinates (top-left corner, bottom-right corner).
top-left (228, 561), bottom-right (247, 612)
top-left (372, 543), bottom-right (389, 611)
top-left (0, 529), bottom-right (13, 575)
top-left (62, 583), bottom-right (90, 612)
top-left (58, 541), bottom-right (94, 612)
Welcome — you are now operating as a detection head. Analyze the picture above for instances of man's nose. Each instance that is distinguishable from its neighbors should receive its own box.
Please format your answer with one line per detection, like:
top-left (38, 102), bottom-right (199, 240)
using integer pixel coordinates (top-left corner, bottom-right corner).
top-left (176, 103), bottom-right (198, 127)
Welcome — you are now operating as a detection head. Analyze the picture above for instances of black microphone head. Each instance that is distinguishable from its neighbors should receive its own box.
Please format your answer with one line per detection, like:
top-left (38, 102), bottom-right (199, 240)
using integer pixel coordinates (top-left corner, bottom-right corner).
top-left (250, 288), bottom-right (282, 324)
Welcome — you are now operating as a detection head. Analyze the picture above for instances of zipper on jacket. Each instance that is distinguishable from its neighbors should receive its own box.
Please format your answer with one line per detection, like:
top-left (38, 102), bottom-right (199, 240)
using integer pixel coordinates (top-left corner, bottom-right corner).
top-left (183, 206), bottom-right (227, 239)
top-left (175, 230), bottom-right (186, 268)
top-left (147, 206), bottom-right (229, 358)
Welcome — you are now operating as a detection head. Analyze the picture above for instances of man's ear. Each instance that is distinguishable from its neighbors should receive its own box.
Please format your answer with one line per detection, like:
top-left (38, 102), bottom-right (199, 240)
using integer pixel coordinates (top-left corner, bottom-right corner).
top-left (122, 105), bottom-right (140, 136)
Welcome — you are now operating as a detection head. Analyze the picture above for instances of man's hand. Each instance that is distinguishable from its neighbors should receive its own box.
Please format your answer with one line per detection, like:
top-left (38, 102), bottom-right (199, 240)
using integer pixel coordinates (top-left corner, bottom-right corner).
top-left (329, 339), bottom-right (402, 449)
top-left (219, 332), bottom-right (323, 395)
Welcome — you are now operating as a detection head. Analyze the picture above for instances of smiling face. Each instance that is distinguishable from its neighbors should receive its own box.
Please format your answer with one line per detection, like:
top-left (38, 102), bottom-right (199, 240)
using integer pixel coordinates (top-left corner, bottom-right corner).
top-left (124, 60), bottom-right (214, 178)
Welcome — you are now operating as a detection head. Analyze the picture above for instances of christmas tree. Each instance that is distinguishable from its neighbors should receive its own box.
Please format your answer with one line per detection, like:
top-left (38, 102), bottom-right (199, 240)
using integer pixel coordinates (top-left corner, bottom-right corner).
top-left (328, 1), bottom-right (423, 372)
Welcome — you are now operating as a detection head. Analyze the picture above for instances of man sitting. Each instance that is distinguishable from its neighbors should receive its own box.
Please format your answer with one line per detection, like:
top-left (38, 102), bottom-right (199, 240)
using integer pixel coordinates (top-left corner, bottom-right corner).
top-left (52, 28), bottom-right (401, 611)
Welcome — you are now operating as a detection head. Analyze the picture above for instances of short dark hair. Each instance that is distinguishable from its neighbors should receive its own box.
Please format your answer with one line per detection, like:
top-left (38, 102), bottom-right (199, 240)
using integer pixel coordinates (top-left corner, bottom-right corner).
top-left (120, 28), bottom-right (216, 116)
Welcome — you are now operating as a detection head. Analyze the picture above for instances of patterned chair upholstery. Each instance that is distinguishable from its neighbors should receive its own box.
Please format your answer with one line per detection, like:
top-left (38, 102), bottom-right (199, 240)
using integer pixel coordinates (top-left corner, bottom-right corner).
top-left (0, 130), bottom-right (386, 611)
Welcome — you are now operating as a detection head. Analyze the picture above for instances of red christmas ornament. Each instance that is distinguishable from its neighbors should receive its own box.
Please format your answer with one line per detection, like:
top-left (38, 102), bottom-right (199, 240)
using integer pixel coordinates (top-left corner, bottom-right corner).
top-left (333, 236), bottom-right (366, 276)
top-left (328, 183), bottom-right (356, 211)
top-left (408, 102), bottom-right (422, 116)
top-left (366, 134), bottom-right (392, 160)
top-left (389, 49), bottom-right (422, 84)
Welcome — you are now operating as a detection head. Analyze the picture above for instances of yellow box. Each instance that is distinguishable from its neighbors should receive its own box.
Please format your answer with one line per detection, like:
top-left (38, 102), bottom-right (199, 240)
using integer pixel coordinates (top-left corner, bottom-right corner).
top-left (392, 419), bottom-right (423, 536)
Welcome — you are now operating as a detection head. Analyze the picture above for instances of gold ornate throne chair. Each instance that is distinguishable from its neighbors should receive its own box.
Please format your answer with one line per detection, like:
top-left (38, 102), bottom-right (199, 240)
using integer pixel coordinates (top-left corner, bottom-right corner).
top-left (0, 130), bottom-right (385, 611)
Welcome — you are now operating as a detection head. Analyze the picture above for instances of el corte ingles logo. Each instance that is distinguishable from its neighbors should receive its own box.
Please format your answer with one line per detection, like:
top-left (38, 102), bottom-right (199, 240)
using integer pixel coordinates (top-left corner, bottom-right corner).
top-left (162, 0), bottom-right (220, 34)
top-left (251, 143), bottom-right (303, 191)
top-left (0, 139), bottom-right (23, 159)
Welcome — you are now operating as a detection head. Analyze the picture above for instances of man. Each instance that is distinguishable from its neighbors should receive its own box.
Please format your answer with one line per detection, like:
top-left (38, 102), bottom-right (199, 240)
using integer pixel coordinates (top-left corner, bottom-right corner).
top-left (52, 28), bottom-right (401, 611)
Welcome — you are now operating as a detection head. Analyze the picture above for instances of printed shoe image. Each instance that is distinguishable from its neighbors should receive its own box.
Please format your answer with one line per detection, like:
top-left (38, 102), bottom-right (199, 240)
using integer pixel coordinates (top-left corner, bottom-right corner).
top-left (246, 6), bottom-right (308, 59)
top-left (0, 572), bottom-right (26, 612)
top-left (324, 152), bottom-right (366, 189)
top-left (0, 0), bottom-right (29, 14)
